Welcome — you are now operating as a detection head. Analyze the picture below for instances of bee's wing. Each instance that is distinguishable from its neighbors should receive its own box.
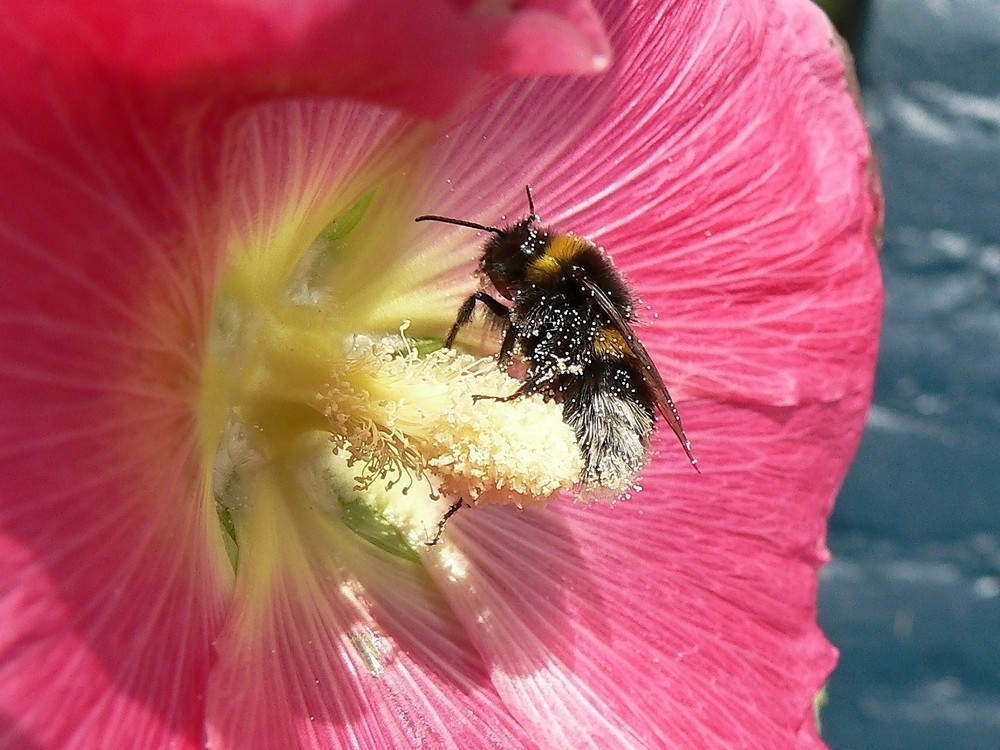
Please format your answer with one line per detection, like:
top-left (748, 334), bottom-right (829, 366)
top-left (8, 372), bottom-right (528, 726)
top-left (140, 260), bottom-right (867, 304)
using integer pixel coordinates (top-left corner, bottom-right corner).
top-left (576, 272), bottom-right (698, 469)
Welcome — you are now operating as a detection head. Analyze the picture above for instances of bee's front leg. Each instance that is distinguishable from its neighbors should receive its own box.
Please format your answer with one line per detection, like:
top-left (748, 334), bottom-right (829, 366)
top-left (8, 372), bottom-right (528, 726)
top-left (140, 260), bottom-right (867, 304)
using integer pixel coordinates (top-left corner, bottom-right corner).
top-left (472, 369), bottom-right (553, 404)
top-left (445, 291), bottom-right (511, 348)
top-left (424, 498), bottom-right (465, 546)
top-left (496, 323), bottom-right (519, 368)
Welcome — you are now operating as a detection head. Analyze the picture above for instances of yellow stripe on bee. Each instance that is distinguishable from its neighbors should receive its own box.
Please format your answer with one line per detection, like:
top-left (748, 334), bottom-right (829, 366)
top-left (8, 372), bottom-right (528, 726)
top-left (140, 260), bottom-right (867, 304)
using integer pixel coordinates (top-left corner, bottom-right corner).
top-left (525, 234), bottom-right (591, 283)
top-left (593, 327), bottom-right (633, 358)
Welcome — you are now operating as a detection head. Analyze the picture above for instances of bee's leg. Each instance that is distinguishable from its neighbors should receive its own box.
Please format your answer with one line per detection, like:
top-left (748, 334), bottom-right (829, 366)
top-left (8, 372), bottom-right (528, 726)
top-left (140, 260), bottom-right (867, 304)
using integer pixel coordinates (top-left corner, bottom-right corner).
top-left (424, 498), bottom-right (465, 546)
top-left (472, 370), bottom-right (551, 404)
top-left (445, 292), bottom-right (511, 348)
top-left (496, 322), bottom-right (519, 368)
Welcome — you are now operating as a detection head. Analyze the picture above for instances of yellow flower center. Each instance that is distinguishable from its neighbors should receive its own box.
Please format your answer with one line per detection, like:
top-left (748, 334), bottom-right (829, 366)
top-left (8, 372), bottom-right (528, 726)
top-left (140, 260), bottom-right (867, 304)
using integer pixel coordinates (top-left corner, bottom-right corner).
top-left (199, 183), bottom-right (582, 566)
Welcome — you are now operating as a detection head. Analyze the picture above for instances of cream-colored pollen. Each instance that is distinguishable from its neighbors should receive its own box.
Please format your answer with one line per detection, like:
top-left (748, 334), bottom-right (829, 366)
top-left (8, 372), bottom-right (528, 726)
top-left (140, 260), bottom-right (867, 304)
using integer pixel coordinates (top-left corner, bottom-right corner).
top-left (319, 335), bottom-right (583, 507)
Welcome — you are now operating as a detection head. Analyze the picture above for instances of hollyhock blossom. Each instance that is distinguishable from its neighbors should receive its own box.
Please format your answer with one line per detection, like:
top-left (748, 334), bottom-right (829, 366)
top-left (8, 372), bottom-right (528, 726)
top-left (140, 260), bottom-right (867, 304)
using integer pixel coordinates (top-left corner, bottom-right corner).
top-left (0, 0), bottom-right (881, 749)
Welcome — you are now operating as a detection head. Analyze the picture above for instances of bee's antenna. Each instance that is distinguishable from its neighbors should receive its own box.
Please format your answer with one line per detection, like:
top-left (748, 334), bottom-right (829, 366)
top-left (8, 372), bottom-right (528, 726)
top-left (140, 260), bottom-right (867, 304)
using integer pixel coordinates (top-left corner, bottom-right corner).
top-left (524, 185), bottom-right (538, 221)
top-left (414, 214), bottom-right (504, 236)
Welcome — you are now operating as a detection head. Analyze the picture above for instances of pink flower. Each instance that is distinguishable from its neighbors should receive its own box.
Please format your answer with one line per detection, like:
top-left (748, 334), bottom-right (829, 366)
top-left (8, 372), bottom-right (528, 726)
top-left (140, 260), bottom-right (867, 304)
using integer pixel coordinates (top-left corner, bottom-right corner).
top-left (0, 0), bottom-right (881, 748)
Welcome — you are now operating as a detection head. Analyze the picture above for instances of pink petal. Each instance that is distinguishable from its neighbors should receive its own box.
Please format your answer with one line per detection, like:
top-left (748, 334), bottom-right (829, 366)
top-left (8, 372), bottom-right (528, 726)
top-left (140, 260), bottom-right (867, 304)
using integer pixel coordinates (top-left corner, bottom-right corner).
top-left (0, 131), bottom-right (230, 746)
top-left (0, 14), bottom-right (234, 750)
top-left (3, 0), bottom-right (609, 118)
top-left (425, 397), bottom-right (867, 748)
top-left (474, 0), bottom-right (612, 76)
top-left (206, 511), bottom-right (539, 749)
top-left (414, 0), bottom-right (880, 745)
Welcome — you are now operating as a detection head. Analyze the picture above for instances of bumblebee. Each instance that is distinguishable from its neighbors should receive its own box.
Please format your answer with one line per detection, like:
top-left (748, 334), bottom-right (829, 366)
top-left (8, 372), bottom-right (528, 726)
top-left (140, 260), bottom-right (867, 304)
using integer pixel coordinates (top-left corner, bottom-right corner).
top-left (416, 186), bottom-right (697, 497)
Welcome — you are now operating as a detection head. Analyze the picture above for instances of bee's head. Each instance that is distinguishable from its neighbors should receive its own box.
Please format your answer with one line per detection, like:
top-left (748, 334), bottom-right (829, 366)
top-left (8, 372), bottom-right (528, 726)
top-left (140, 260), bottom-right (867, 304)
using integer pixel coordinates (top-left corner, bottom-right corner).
top-left (479, 216), bottom-right (548, 299)
top-left (415, 185), bottom-right (545, 300)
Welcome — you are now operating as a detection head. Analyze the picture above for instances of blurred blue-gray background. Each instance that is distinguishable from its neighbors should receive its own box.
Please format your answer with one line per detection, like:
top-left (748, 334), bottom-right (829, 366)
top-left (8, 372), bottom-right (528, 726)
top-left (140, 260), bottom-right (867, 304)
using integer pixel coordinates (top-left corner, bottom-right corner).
top-left (816, 1), bottom-right (1000, 748)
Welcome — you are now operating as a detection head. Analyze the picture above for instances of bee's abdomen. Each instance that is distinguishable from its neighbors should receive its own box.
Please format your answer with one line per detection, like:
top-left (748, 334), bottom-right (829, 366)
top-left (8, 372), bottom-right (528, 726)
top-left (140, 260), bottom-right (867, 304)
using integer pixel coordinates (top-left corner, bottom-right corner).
top-left (592, 326), bottom-right (632, 358)
top-left (562, 360), bottom-right (655, 491)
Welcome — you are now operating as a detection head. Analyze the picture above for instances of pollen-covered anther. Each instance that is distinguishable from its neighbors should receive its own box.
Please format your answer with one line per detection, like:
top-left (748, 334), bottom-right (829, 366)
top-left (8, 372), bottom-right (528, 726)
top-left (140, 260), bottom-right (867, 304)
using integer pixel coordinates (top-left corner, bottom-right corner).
top-left (319, 336), bottom-right (584, 506)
